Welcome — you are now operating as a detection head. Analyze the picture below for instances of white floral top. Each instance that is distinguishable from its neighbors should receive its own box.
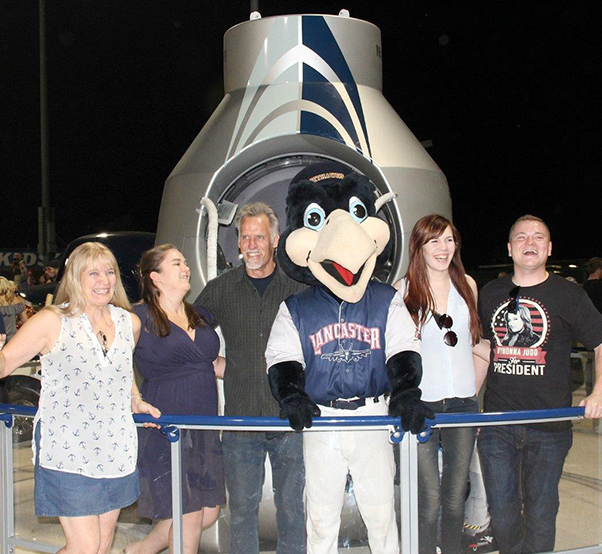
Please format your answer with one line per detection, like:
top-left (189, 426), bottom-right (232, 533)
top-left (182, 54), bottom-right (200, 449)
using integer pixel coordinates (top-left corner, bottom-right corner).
top-left (33, 305), bottom-right (137, 478)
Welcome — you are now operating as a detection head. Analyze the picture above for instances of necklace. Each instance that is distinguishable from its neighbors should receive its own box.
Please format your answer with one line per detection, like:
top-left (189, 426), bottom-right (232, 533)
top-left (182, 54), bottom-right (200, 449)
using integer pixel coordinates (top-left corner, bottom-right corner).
top-left (97, 330), bottom-right (109, 357)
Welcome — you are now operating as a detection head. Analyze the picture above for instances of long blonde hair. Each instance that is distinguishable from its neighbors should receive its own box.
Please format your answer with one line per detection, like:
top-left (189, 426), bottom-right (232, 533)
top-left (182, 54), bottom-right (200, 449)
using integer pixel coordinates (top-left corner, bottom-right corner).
top-left (0, 276), bottom-right (17, 305)
top-left (49, 242), bottom-right (132, 316)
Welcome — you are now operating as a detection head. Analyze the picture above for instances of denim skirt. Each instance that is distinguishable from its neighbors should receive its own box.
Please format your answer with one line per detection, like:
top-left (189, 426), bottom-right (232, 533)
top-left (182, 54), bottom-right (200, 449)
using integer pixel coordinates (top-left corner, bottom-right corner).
top-left (34, 424), bottom-right (140, 517)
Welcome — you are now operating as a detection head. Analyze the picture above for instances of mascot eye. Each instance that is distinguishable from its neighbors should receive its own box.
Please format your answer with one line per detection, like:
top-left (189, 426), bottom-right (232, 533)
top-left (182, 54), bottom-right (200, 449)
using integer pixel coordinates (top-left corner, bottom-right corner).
top-left (303, 203), bottom-right (326, 231)
top-left (349, 197), bottom-right (368, 223)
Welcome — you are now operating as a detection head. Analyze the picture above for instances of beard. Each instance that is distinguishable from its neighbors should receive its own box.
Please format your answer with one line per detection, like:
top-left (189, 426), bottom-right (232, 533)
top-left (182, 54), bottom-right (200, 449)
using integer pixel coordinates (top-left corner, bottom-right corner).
top-left (242, 249), bottom-right (265, 270)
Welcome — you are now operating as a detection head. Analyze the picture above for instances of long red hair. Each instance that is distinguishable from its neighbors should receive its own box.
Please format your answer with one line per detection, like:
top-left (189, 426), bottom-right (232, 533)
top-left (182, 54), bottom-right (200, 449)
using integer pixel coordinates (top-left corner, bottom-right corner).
top-left (404, 214), bottom-right (481, 345)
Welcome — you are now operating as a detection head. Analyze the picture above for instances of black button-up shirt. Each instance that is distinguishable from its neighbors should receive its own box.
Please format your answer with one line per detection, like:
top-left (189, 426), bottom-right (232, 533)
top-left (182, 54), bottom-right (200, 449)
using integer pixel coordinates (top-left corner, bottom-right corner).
top-left (196, 264), bottom-right (306, 416)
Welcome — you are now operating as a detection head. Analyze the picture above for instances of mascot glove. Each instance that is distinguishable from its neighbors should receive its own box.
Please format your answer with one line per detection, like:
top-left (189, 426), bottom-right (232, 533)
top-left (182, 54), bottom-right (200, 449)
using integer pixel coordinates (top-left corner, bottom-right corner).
top-left (388, 388), bottom-right (435, 435)
top-left (279, 394), bottom-right (321, 431)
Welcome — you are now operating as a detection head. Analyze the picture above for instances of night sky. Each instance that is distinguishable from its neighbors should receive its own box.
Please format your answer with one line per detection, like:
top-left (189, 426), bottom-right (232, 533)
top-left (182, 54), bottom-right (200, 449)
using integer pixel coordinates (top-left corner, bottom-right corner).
top-left (2, 1), bottom-right (599, 269)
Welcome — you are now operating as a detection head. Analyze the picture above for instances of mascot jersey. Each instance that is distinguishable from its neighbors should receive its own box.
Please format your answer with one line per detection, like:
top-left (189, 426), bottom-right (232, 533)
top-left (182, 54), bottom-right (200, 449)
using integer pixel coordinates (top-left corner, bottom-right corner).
top-left (266, 281), bottom-right (420, 405)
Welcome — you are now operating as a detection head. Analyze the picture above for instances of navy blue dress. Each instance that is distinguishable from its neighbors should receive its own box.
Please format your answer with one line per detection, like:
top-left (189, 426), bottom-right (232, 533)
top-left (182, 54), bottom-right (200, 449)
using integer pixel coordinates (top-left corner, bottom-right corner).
top-left (134, 304), bottom-right (226, 519)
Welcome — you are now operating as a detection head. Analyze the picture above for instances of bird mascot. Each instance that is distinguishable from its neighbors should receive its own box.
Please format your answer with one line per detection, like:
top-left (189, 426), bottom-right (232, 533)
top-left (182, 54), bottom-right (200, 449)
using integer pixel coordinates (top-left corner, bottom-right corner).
top-left (265, 162), bottom-right (433, 554)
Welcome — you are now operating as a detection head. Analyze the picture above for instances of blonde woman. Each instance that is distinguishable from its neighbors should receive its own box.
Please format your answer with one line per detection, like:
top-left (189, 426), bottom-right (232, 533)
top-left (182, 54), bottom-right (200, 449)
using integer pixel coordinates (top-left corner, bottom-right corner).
top-left (0, 242), bottom-right (160, 554)
top-left (0, 276), bottom-right (29, 342)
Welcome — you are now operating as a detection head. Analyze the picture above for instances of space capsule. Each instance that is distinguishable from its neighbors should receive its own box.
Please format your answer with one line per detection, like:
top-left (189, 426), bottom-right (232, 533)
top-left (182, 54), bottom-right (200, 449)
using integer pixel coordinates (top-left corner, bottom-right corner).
top-left (156, 12), bottom-right (451, 300)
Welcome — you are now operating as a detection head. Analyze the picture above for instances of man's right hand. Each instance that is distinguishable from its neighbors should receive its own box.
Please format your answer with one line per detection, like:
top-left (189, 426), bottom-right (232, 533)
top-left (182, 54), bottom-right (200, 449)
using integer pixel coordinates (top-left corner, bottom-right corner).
top-left (279, 395), bottom-right (321, 431)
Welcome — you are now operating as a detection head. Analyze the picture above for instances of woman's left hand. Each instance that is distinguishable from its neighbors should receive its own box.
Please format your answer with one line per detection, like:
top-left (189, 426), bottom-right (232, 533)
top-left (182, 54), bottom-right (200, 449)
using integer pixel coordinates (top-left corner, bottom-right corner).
top-left (132, 396), bottom-right (162, 428)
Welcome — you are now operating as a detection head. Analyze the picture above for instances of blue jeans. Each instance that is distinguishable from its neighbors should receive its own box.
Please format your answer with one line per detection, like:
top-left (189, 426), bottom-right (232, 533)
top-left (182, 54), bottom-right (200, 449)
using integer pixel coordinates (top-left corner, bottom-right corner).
top-left (222, 431), bottom-right (306, 554)
top-left (478, 425), bottom-right (572, 554)
top-left (418, 396), bottom-right (478, 554)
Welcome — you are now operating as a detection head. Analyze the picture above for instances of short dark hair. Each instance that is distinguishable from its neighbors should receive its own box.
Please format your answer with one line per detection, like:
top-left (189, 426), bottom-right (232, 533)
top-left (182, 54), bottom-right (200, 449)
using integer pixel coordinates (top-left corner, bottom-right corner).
top-left (586, 257), bottom-right (602, 275)
top-left (46, 258), bottom-right (61, 269)
top-left (508, 214), bottom-right (550, 241)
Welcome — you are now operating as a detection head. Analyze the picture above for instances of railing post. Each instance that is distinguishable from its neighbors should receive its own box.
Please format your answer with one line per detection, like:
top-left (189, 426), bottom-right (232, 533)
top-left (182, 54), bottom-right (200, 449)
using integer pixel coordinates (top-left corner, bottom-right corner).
top-left (399, 432), bottom-right (419, 554)
top-left (163, 425), bottom-right (183, 554)
top-left (0, 415), bottom-right (15, 554)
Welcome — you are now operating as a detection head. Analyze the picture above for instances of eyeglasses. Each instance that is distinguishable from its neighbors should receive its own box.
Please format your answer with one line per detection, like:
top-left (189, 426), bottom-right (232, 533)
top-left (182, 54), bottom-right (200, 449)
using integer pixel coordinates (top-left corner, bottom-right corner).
top-left (508, 286), bottom-right (520, 314)
top-left (433, 312), bottom-right (458, 347)
top-left (97, 330), bottom-right (109, 358)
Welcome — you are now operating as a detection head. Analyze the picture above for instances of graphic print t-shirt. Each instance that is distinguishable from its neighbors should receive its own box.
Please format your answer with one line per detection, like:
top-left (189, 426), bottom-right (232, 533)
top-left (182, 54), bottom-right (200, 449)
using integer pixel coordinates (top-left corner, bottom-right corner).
top-left (479, 274), bottom-right (602, 428)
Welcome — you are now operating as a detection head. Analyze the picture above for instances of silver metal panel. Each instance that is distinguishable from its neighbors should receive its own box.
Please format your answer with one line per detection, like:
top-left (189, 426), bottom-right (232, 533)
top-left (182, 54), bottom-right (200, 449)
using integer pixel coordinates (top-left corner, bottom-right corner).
top-left (224, 15), bottom-right (382, 93)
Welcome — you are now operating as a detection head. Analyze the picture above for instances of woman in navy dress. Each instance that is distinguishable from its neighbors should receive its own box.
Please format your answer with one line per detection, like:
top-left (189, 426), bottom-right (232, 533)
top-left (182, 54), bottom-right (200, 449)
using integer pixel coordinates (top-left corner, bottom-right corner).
top-left (126, 244), bottom-right (226, 554)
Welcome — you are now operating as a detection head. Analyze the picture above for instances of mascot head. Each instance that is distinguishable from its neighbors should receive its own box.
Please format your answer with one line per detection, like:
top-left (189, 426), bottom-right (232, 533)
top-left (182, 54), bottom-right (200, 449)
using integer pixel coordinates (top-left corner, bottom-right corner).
top-left (278, 161), bottom-right (392, 303)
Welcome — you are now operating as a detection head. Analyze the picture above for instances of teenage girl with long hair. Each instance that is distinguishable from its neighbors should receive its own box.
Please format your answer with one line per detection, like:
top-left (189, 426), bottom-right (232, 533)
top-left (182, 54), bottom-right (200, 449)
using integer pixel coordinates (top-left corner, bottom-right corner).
top-left (394, 214), bottom-right (489, 554)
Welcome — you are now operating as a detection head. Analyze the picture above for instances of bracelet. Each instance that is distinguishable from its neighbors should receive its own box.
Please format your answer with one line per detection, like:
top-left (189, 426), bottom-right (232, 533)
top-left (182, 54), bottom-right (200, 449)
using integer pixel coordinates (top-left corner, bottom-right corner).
top-left (131, 392), bottom-right (144, 402)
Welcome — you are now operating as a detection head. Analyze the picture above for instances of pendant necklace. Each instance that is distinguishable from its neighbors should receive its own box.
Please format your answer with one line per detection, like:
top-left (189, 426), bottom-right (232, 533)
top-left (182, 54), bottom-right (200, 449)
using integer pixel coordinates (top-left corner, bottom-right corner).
top-left (97, 330), bottom-right (109, 357)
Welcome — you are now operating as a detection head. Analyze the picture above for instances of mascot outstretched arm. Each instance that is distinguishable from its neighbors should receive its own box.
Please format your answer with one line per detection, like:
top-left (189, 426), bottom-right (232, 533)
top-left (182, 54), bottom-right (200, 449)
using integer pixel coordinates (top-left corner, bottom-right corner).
top-left (265, 162), bottom-right (432, 554)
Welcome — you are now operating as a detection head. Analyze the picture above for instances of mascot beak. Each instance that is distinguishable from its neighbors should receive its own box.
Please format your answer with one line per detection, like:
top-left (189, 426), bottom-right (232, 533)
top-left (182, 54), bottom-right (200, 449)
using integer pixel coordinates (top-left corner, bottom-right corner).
top-left (306, 209), bottom-right (390, 303)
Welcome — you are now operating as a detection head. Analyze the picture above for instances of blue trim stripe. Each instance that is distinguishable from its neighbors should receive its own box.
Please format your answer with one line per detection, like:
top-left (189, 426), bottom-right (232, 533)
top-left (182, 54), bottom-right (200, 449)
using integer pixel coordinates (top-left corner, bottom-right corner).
top-left (299, 110), bottom-right (345, 144)
top-left (300, 16), bottom-right (371, 155)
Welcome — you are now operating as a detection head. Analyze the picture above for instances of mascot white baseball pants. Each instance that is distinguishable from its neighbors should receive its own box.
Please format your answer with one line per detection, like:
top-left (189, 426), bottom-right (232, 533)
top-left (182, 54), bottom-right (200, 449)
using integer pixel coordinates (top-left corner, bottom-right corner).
top-left (303, 397), bottom-right (400, 554)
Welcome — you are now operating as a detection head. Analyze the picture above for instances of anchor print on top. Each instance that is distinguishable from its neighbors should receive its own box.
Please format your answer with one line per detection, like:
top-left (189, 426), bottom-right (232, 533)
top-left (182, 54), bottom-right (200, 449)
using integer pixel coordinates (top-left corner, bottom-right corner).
top-left (35, 305), bottom-right (137, 478)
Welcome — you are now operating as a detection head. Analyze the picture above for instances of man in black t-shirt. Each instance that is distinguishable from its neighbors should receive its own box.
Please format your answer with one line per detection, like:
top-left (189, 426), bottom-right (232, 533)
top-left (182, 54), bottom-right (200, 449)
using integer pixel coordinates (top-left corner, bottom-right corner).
top-left (476, 215), bottom-right (602, 554)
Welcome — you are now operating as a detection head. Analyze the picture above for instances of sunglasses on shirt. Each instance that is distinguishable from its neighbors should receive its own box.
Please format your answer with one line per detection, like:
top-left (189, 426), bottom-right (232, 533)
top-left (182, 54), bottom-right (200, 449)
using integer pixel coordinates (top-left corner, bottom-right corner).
top-left (508, 285), bottom-right (521, 314)
top-left (433, 312), bottom-right (458, 347)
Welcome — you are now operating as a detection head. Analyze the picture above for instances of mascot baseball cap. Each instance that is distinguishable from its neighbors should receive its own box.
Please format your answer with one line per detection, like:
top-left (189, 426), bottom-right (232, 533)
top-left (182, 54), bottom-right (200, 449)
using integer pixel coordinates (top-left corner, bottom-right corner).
top-left (290, 160), bottom-right (354, 186)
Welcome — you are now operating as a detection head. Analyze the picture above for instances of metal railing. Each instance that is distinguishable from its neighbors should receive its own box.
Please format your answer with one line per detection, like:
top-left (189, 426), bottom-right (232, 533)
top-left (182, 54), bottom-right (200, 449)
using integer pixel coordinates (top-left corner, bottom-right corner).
top-left (1, 404), bottom-right (600, 554)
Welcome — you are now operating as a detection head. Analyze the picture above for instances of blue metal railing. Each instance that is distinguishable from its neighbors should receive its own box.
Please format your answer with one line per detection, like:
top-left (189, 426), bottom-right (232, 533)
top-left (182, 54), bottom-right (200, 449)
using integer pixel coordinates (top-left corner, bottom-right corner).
top-left (0, 404), bottom-right (586, 429)
top-left (0, 404), bottom-right (598, 554)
